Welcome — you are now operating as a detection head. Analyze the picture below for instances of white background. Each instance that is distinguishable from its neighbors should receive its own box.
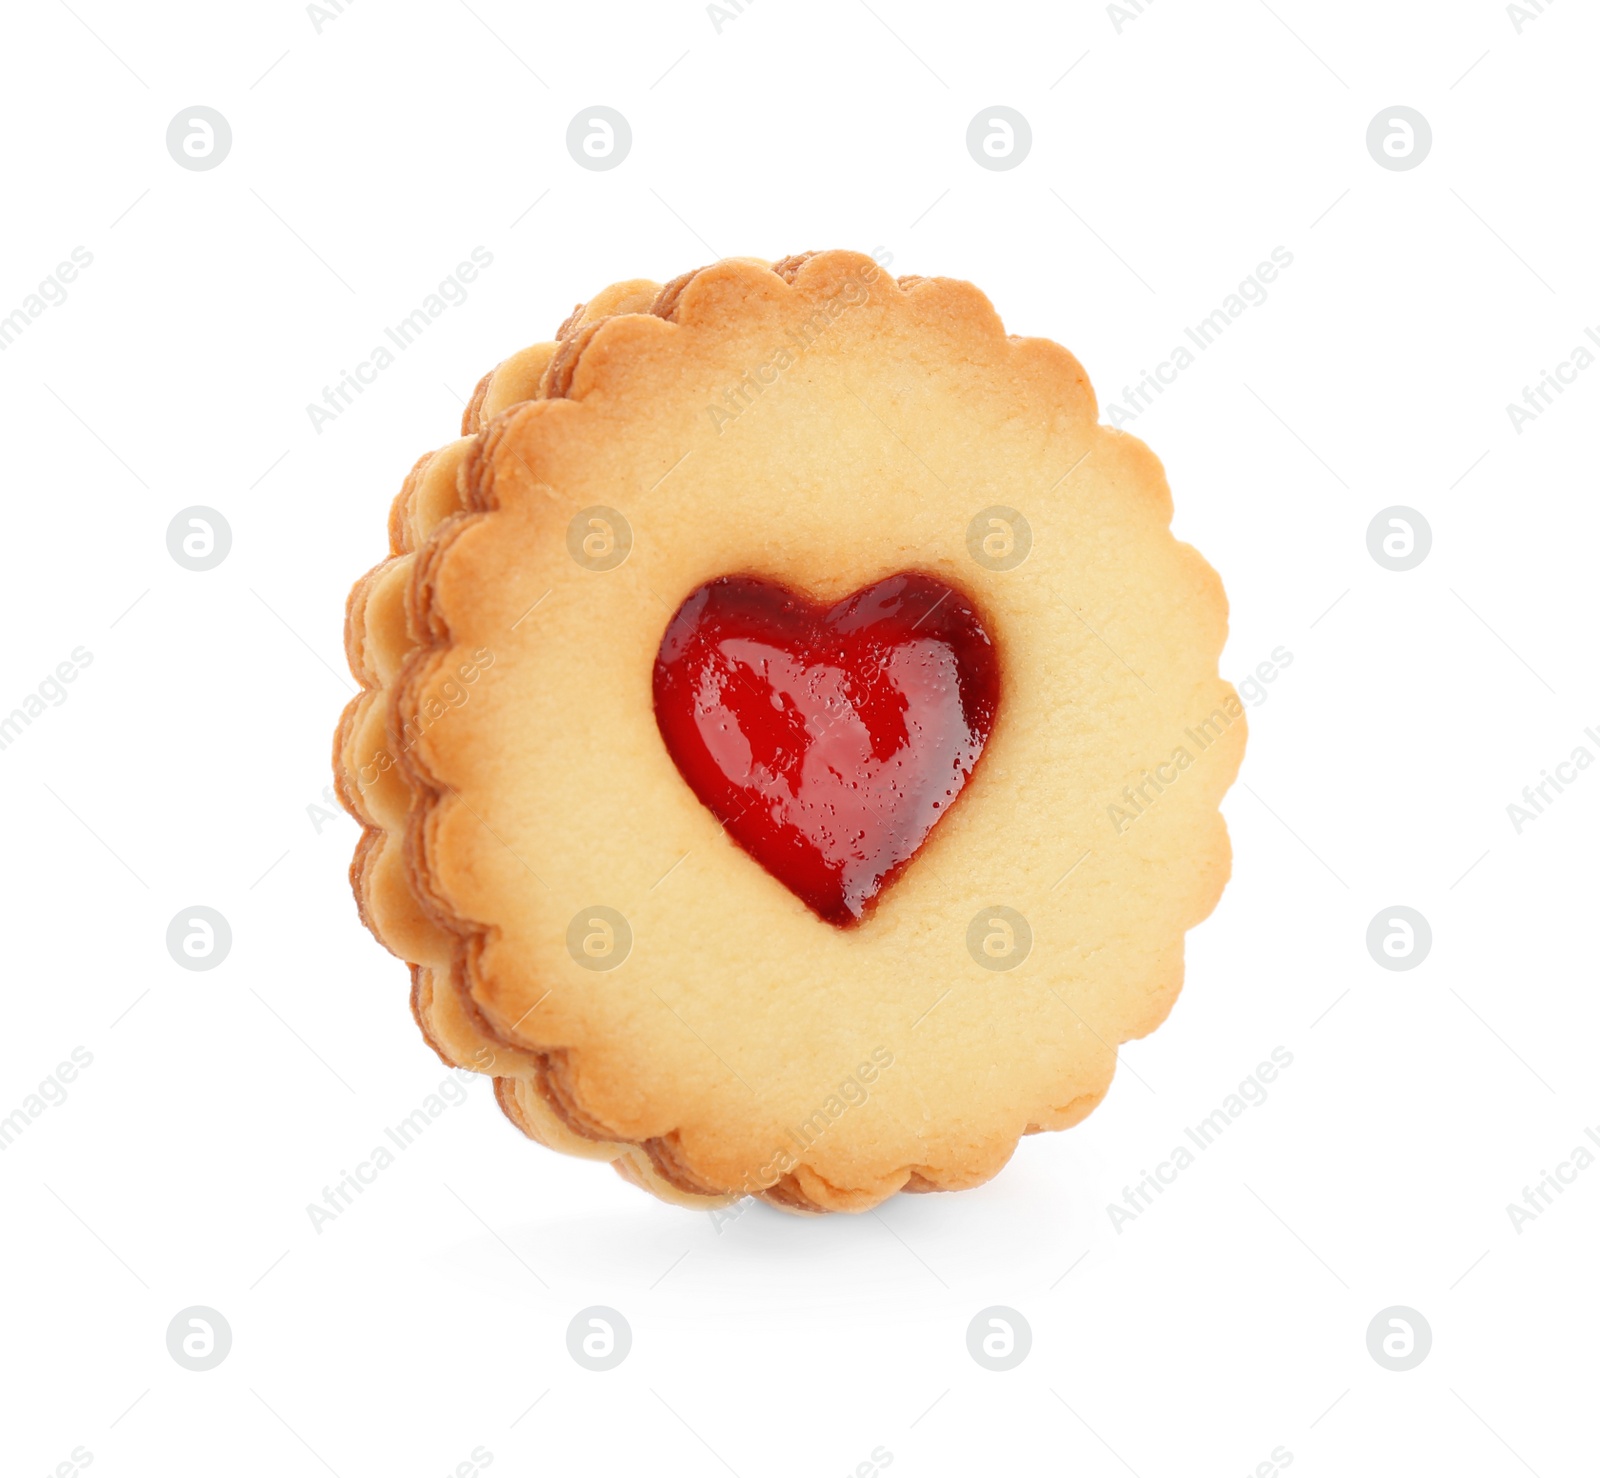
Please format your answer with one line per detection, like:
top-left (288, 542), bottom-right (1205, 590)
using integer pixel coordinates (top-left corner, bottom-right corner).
top-left (2, 1), bottom-right (1596, 1474)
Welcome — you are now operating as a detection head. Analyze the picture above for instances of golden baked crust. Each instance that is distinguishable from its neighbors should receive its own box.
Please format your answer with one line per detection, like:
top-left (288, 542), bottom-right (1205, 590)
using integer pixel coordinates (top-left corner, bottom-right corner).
top-left (336, 288), bottom-right (736, 1209)
top-left (336, 250), bottom-right (1245, 1213)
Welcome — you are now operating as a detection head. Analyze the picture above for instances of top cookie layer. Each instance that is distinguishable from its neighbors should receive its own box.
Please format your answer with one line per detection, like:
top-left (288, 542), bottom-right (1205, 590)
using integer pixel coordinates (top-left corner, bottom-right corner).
top-left (379, 251), bottom-right (1244, 1206)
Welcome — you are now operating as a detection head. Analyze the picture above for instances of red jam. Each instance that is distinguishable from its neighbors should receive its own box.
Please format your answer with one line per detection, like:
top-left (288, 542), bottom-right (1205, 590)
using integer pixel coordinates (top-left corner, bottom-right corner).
top-left (653, 572), bottom-right (999, 925)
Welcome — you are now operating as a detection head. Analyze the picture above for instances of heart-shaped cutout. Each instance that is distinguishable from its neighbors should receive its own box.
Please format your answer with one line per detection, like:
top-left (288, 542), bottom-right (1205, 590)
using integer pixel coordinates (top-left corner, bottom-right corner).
top-left (653, 572), bottom-right (1000, 925)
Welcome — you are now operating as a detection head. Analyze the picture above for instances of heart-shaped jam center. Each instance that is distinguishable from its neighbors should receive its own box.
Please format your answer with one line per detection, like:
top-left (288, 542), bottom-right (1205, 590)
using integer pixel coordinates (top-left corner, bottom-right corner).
top-left (653, 572), bottom-right (999, 926)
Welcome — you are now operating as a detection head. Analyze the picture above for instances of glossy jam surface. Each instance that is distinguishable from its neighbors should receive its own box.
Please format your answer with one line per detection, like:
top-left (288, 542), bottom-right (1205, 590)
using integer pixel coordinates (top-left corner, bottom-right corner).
top-left (653, 572), bottom-right (1000, 926)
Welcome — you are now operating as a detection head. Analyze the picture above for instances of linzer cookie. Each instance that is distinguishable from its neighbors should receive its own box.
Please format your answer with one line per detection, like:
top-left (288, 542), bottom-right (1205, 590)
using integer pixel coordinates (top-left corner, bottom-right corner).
top-left (335, 251), bottom-right (1245, 1213)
